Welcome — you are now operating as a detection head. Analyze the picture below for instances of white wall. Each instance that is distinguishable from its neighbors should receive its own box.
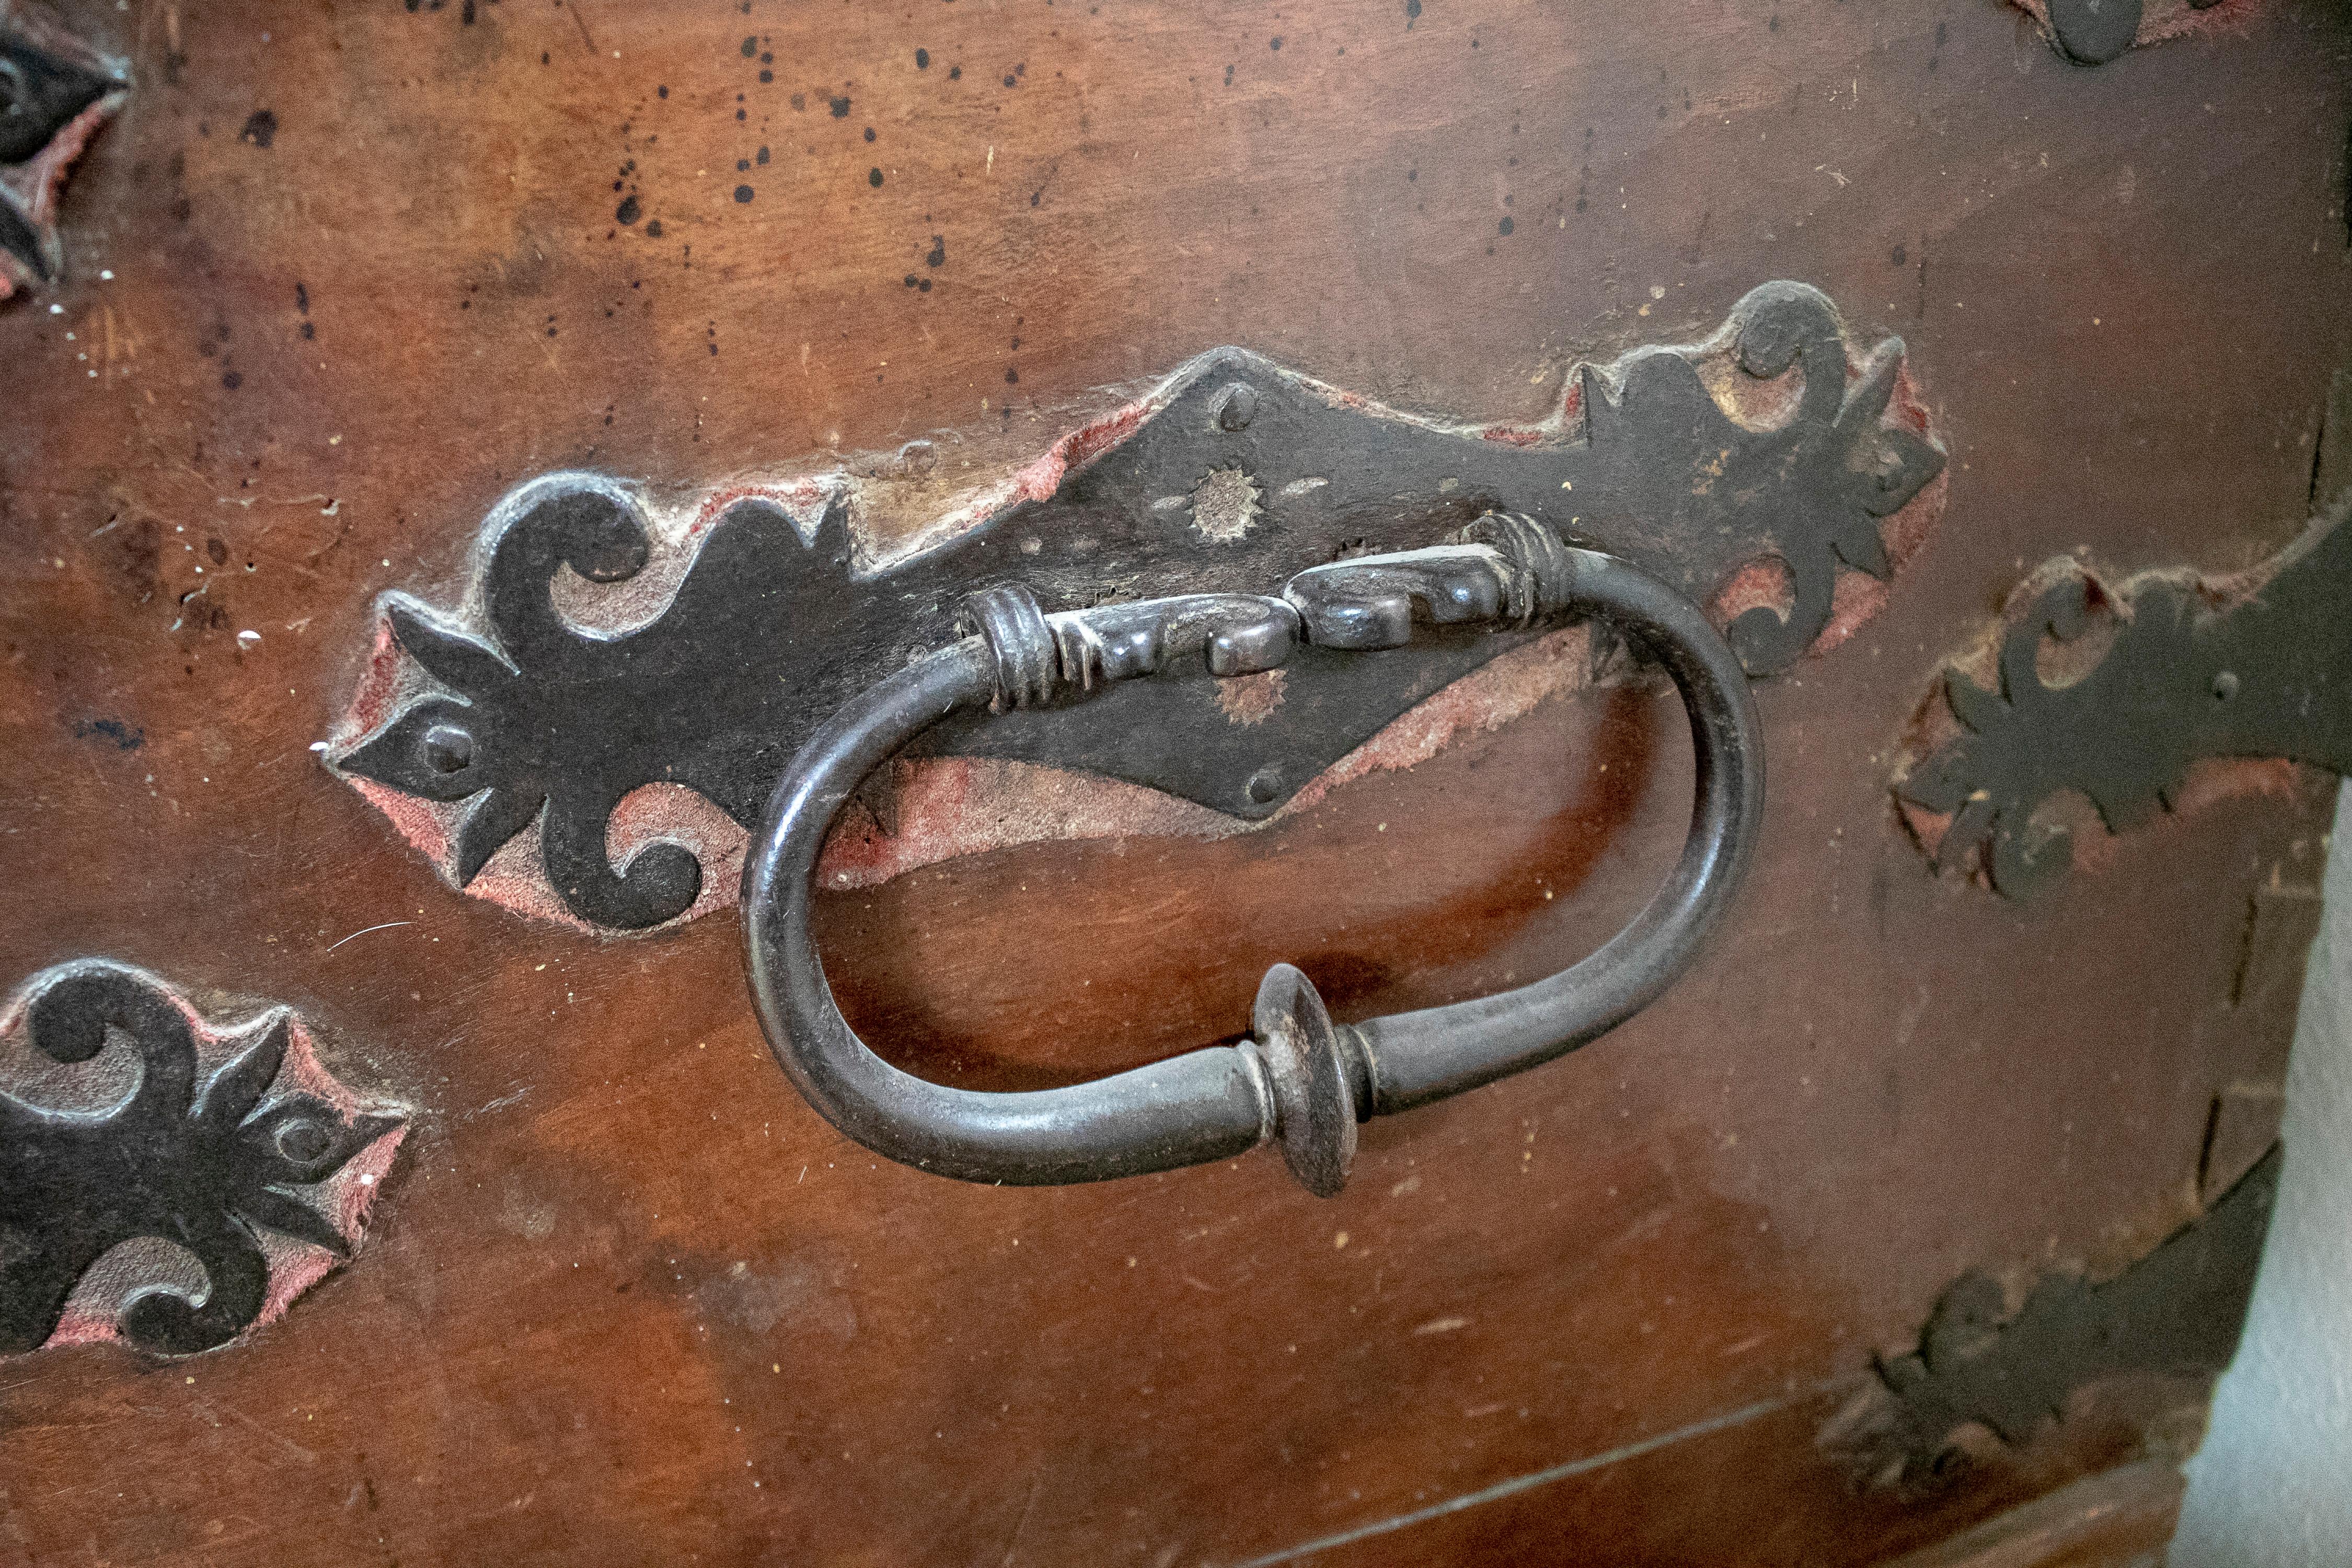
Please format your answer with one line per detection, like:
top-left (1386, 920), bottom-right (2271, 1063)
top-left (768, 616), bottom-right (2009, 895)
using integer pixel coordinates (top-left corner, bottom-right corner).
top-left (2171, 780), bottom-right (2352, 1564)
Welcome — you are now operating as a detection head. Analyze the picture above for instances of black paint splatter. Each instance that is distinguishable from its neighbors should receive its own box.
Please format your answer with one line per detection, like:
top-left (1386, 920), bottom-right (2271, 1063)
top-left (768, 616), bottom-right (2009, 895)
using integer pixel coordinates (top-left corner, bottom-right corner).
top-left (72, 717), bottom-right (145, 752)
top-left (925, 234), bottom-right (946, 267)
top-left (829, 96), bottom-right (851, 117)
top-left (616, 194), bottom-right (642, 224)
top-left (239, 110), bottom-right (277, 148)
top-left (868, 167), bottom-right (883, 187)
top-left (734, 185), bottom-right (755, 203)
top-left (916, 48), bottom-right (930, 68)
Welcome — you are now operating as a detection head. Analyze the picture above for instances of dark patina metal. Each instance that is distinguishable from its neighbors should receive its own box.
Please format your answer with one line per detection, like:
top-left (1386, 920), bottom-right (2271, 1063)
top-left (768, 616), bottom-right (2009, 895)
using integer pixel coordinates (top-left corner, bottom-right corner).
top-left (1899, 499), bottom-right (2352, 896)
top-left (2044, 0), bottom-right (2145, 66)
top-left (335, 280), bottom-right (1938, 931)
top-left (2042, 0), bottom-right (2223, 68)
top-left (0, 6), bottom-right (126, 295)
top-left (1833, 1145), bottom-right (2280, 1485)
top-left (0, 961), bottom-right (407, 1357)
top-left (741, 525), bottom-right (1762, 1192)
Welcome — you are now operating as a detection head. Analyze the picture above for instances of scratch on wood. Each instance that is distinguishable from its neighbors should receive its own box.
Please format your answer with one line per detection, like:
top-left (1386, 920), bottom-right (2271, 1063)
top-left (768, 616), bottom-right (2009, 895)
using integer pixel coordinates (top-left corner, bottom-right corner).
top-left (1230, 1387), bottom-right (1837, 1567)
top-left (1000, 1472), bottom-right (1043, 1567)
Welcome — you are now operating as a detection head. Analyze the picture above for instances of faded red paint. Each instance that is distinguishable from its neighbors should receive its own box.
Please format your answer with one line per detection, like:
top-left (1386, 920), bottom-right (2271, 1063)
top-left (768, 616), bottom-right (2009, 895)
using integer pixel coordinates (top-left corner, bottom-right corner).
top-left (1888, 363), bottom-right (1934, 436)
top-left (810, 624), bottom-right (1597, 892)
top-left (881, 382), bottom-right (1173, 566)
top-left (341, 617), bottom-right (411, 747)
top-left (1288, 624), bottom-right (1595, 813)
top-left (693, 474), bottom-right (835, 540)
top-left (1712, 559), bottom-right (1792, 635)
top-left (991, 386), bottom-right (1162, 510)
top-left (2063, 758), bottom-right (2306, 881)
top-left (1814, 572), bottom-right (1894, 656)
top-left (1877, 363), bottom-right (1944, 572)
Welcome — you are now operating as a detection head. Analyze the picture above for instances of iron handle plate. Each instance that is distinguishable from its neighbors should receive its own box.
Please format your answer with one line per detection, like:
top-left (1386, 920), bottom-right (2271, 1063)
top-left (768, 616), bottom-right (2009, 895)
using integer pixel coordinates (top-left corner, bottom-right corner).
top-left (741, 514), bottom-right (1765, 1196)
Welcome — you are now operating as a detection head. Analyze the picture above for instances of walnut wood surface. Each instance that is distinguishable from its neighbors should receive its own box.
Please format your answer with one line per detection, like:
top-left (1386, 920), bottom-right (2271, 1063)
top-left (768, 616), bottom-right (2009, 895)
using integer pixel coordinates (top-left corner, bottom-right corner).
top-left (1, 1), bottom-right (2348, 1564)
top-left (1880, 1460), bottom-right (2184, 1568)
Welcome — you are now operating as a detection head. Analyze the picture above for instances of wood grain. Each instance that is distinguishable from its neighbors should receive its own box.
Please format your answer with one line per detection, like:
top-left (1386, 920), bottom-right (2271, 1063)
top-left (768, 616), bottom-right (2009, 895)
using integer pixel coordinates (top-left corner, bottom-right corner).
top-left (0, 0), bottom-right (2346, 1563)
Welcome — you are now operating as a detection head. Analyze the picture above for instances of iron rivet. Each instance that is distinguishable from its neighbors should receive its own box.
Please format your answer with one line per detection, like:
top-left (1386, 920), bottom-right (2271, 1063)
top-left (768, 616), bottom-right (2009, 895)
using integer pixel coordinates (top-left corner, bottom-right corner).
top-left (276, 1119), bottom-right (332, 1164)
top-left (421, 723), bottom-right (475, 774)
top-left (2212, 671), bottom-right (2240, 703)
top-left (1215, 382), bottom-right (1259, 433)
top-left (1246, 765), bottom-right (1282, 804)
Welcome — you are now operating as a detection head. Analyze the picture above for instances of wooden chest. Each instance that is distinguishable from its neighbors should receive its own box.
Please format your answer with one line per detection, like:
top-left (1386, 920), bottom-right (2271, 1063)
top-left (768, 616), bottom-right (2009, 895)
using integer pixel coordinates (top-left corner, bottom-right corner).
top-left (2, 1), bottom-right (2348, 1562)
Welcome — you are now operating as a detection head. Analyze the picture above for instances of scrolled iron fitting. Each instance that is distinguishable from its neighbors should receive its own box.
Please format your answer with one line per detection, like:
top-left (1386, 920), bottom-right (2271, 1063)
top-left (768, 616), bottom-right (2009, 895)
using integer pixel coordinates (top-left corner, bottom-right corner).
top-left (742, 517), bottom-right (1766, 1195)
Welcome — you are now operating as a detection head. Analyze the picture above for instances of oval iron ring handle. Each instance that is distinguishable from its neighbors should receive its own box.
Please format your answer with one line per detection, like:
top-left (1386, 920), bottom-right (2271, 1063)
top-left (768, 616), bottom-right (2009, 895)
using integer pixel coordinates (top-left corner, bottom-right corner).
top-left (742, 515), bottom-right (1765, 1196)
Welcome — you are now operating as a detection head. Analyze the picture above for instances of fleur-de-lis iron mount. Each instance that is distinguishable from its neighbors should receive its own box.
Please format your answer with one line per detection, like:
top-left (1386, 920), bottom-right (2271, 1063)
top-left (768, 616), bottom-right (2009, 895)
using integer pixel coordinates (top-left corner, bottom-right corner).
top-left (1828, 1145), bottom-right (2280, 1486)
top-left (1897, 498), bottom-right (2352, 897)
top-left (0, 961), bottom-right (408, 1358)
top-left (332, 280), bottom-right (1945, 932)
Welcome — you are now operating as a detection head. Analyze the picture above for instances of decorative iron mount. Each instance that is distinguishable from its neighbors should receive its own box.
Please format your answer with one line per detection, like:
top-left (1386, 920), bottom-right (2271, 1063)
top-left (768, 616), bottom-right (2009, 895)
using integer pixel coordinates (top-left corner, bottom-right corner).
top-left (1828, 1144), bottom-right (2280, 1486)
top-left (0, 961), bottom-right (408, 1357)
top-left (0, 3), bottom-right (129, 299)
top-left (743, 520), bottom-right (1761, 1194)
top-left (1898, 499), bottom-right (2352, 897)
top-left (332, 281), bottom-right (1941, 931)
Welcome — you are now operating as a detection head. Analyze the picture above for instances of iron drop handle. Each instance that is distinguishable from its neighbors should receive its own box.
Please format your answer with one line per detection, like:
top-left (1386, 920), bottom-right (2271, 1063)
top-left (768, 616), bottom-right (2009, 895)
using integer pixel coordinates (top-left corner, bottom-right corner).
top-left (742, 514), bottom-right (1764, 1196)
